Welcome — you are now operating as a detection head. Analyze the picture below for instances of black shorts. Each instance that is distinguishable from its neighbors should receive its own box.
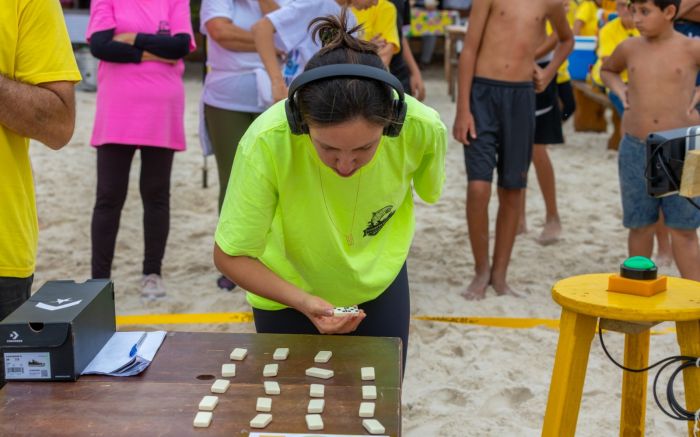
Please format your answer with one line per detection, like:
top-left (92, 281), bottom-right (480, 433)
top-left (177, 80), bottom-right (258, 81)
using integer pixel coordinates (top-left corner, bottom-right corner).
top-left (534, 62), bottom-right (564, 145)
top-left (464, 77), bottom-right (535, 189)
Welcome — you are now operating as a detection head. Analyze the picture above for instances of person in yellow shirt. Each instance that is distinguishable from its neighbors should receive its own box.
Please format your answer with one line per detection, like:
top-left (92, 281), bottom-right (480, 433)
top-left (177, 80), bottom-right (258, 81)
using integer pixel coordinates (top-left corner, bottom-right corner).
top-left (591, 0), bottom-right (639, 114)
top-left (590, 0), bottom-right (644, 136)
top-left (352, 0), bottom-right (401, 66)
top-left (568, 0), bottom-right (582, 24)
top-left (0, 0), bottom-right (81, 321)
top-left (573, 0), bottom-right (603, 35)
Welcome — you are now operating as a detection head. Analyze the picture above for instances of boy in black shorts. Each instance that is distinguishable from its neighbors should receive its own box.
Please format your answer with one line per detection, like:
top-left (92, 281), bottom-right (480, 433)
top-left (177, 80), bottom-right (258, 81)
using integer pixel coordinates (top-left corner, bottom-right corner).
top-left (453, 0), bottom-right (572, 299)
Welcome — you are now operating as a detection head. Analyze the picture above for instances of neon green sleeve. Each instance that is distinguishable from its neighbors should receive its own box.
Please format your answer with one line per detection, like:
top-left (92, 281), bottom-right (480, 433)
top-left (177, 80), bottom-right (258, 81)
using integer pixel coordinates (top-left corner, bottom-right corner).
top-left (411, 111), bottom-right (447, 205)
top-left (215, 140), bottom-right (279, 258)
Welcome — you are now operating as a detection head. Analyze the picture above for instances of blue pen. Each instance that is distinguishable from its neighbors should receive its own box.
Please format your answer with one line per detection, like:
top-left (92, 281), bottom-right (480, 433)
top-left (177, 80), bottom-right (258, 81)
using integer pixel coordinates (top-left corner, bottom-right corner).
top-left (129, 332), bottom-right (147, 358)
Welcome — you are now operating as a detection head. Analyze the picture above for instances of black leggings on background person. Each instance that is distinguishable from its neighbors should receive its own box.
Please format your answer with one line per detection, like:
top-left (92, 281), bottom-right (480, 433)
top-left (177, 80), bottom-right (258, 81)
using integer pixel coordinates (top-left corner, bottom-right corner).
top-left (91, 144), bottom-right (174, 279)
top-left (253, 263), bottom-right (411, 375)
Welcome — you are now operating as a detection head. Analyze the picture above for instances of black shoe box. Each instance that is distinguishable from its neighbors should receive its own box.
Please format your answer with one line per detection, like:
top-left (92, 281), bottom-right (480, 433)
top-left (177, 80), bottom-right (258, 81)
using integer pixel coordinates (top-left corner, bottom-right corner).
top-left (0, 279), bottom-right (115, 381)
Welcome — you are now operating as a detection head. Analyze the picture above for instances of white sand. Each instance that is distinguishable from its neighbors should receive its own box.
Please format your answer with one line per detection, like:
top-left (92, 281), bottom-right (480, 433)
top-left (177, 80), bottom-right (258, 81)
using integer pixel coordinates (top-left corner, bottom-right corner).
top-left (29, 67), bottom-right (689, 436)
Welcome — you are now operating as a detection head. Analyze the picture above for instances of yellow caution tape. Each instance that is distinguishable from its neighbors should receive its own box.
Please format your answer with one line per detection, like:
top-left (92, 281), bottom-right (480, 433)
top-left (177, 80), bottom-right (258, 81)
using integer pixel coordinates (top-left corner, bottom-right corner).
top-left (413, 315), bottom-right (560, 329)
top-left (115, 312), bottom-right (676, 335)
top-left (116, 312), bottom-right (254, 326)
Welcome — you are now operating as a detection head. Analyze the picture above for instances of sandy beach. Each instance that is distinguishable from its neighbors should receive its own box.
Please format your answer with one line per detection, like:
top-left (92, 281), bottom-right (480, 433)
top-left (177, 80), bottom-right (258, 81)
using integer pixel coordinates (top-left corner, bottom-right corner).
top-left (28, 65), bottom-right (689, 436)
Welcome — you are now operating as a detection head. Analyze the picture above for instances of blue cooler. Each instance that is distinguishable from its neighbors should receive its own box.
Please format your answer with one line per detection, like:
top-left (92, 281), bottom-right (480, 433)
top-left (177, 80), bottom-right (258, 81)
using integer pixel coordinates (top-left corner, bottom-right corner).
top-left (568, 36), bottom-right (597, 81)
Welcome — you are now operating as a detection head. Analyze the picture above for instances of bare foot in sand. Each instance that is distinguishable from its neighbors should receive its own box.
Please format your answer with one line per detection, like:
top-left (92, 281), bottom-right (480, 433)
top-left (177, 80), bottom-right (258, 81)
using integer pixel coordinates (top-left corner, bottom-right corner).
top-left (536, 219), bottom-right (562, 246)
top-left (462, 273), bottom-right (490, 300)
top-left (656, 251), bottom-right (672, 268)
top-left (491, 279), bottom-right (522, 297)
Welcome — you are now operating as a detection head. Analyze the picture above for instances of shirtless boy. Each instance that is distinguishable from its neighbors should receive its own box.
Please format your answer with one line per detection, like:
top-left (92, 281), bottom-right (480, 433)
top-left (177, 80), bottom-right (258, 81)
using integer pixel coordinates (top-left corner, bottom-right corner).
top-left (601, 0), bottom-right (700, 281)
top-left (453, 0), bottom-right (573, 299)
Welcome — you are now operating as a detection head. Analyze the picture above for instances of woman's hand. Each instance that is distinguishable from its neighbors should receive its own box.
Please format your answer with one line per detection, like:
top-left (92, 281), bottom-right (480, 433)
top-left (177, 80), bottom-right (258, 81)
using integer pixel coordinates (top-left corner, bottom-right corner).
top-left (113, 32), bottom-right (137, 45)
top-left (298, 295), bottom-right (366, 334)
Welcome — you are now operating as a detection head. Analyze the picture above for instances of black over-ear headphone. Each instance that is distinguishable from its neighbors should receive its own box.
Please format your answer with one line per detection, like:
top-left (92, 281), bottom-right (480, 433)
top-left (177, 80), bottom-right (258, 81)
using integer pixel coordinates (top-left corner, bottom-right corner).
top-left (285, 64), bottom-right (407, 137)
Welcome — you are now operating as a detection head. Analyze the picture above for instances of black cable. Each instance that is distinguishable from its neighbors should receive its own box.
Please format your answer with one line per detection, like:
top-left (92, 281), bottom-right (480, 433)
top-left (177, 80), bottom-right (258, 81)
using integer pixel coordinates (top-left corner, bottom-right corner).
top-left (597, 325), bottom-right (688, 372)
top-left (598, 326), bottom-right (699, 422)
top-left (668, 361), bottom-right (700, 420)
top-left (653, 359), bottom-right (687, 420)
top-left (644, 133), bottom-right (700, 211)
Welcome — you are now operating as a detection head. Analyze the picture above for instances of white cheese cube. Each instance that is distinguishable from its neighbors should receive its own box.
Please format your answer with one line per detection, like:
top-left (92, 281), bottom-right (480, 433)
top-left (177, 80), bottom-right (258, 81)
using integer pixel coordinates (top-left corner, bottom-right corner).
top-left (305, 414), bottom-right (324, 431)
top-left (361, 367), bottom-right (375, 381)
top-left (250, 413), bottom-right (272, 429)
top-left (306, 367), bottom-right (334, 379)
top-left (198, 395), bottom-right (218, 411)
top-left (193, 411), bottom-right (213, 428)
top-left (256, 397), bottom-right (272, 412)
top-left (264, 381), bottom-right (280, 395)
top-left (211, 379), bottom-right (230, 394)
top-left (307, 399), bottom-right (325, 414)
top-left (314, 350), bottom-right (332, 363)
top-left (229, 348), bottom-right (247, 361)
top-left (221, 363), bottom-right (236, 377)
top-left (273, 347), bottom-right (289, 360)
top-left (362, 418), bottom-right (386, 435)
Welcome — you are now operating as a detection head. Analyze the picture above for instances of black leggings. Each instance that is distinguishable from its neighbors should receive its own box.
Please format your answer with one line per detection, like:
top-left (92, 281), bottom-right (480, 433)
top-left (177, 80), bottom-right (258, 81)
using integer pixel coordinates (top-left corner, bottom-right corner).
top-left (253, 263), bottom-right (410, 374)
top-left (91, 145), bottom-right (174, 279)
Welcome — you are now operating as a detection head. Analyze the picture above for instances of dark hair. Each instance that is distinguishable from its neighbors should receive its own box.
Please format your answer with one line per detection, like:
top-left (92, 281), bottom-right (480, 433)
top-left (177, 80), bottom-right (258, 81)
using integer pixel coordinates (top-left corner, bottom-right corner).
top-left (297, 9), bottom-right (394, 128)
top-left (629, 0), bottom-right (680, 18)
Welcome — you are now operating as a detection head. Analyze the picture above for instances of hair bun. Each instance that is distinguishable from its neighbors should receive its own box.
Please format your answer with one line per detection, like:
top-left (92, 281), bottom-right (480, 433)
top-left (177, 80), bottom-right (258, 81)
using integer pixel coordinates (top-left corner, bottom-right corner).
top-left (319, 27), bottom-right (340, 47)
top-left (310, 7), bottom-right (378, 55)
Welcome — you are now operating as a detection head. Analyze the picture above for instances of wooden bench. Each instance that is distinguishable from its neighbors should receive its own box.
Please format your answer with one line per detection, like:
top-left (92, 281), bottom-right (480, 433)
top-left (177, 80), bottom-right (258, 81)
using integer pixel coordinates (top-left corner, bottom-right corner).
top-left (571, 80), bottom-right (622, 150)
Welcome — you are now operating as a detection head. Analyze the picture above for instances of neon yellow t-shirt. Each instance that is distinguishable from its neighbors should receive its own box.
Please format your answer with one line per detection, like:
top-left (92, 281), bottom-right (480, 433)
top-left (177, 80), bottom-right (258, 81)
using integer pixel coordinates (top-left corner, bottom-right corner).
top-left (215, 97), bottom-right (447, 310)
top-left (575, 0), bottom-right (600, 36)
top-left (0, 0), bottom-right (81, 278)
top-left (591, 17), bottom-right (639, 86)
top-left (352, 0), bottom-right (400, 54)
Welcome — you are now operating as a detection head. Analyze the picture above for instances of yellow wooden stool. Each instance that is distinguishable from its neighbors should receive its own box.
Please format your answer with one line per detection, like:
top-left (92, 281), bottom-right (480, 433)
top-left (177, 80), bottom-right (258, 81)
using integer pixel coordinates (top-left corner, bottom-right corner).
top-left (542, 273), bottom-right (700, 437)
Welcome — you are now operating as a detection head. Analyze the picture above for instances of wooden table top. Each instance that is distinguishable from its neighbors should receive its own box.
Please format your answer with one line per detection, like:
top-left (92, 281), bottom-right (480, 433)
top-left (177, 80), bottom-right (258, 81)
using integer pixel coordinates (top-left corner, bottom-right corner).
top-left (553, 273), bottom-right (700, 322)
top-left (0, 332), bottom-right (402, 436)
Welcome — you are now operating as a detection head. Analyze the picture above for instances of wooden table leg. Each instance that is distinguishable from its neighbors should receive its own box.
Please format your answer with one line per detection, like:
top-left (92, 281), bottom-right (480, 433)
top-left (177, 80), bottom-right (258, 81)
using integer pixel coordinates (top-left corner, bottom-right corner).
top-left (620, 329), bottom-right (650, 437)
top-left (542, 309), bottom-right (597, 437)
top-left (676, 320), bottom-right (700, 437)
